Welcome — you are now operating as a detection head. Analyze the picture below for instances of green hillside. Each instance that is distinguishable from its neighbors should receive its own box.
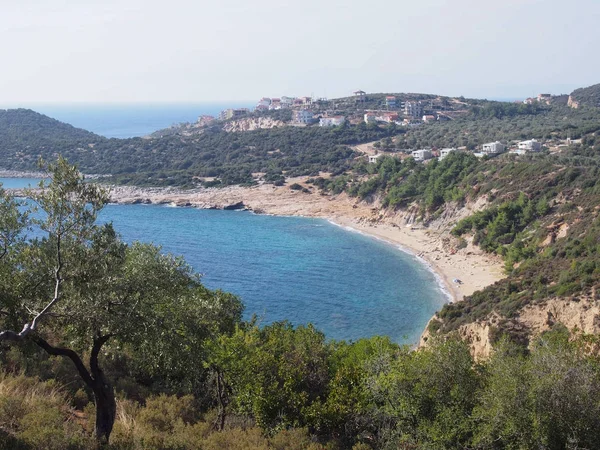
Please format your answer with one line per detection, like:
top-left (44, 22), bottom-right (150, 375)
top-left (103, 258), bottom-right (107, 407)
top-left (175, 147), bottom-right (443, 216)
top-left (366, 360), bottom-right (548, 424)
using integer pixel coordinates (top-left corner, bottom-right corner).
top-left (570, 82), bottom-right (600, 107)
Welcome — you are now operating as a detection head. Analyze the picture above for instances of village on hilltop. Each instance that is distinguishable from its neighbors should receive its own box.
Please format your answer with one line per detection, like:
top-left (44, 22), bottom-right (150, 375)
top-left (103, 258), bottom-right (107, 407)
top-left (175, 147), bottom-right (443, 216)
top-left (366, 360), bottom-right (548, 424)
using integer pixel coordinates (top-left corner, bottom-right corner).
top-left (170, 89), bottom-right (575, 165)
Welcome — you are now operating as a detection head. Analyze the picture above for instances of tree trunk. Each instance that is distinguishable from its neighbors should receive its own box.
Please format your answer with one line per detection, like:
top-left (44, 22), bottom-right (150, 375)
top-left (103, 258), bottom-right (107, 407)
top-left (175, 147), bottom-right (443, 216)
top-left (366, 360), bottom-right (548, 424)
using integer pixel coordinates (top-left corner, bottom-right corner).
top-left (93, 379), bottom-right (117, 445)
top-left (33, 334), bottom-right (117, 446)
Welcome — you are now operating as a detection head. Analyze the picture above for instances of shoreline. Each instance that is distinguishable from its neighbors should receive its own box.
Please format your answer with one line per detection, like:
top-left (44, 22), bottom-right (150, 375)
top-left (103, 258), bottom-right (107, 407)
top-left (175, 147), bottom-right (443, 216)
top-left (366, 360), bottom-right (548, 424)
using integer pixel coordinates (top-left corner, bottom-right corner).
top-left (102, 180), bottom-right (504, 304)
top-left (5, 176), bottom-right (504, 314)
top-left (325, 218), bottom-right (455, 304)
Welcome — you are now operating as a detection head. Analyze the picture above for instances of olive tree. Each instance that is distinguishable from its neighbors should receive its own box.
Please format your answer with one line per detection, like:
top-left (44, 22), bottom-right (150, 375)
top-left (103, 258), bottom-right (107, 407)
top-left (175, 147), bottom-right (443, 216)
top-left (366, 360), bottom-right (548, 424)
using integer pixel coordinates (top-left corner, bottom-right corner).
top-left (0, 158), bottom-right (243, 444)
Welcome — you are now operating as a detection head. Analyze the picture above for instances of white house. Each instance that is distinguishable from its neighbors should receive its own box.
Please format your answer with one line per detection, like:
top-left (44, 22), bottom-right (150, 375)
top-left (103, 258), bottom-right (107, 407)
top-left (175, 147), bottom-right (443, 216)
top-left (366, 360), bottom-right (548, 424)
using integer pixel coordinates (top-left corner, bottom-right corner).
top-left (404, 101), bottom-right (423, 118)
top-left (517, 139), bottom-right (542, 152)
top-left (364, 113), bottom-right (377, 124)
top-left (439, 148), bottom-right (457, 161)
top-left (292, 110), bottom-right (314, 124)
top-left (256, 98), bottom-right (271, 109)
top-left (319, 116), bottom-right (345, 127)
top-left (281, 96), bottom-right (295, 107)
top-left (368, 154), bottom-right (383, 164)
top-left (412, 149), bottom-right (432, 162)
top-left (481, 141), bottom-right (506, 155)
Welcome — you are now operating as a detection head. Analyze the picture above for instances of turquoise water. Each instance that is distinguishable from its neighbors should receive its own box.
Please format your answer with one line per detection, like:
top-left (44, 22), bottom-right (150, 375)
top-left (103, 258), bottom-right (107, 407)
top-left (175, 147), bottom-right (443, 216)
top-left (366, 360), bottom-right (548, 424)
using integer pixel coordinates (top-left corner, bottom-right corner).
top-left (0, 178), bottom-right (44, 189)
top-left (97, 205), bottom-right (447, 344)
top-left (1, 177), bottom-right (447, 344)
top-left (20, 103), bottom-right (255, 138)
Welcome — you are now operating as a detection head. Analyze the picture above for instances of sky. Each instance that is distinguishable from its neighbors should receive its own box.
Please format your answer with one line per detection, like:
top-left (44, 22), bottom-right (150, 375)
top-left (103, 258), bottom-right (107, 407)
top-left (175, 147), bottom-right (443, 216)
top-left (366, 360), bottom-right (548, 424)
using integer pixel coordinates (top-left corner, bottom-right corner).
top-left (1, 0), bottom-right (599, 104)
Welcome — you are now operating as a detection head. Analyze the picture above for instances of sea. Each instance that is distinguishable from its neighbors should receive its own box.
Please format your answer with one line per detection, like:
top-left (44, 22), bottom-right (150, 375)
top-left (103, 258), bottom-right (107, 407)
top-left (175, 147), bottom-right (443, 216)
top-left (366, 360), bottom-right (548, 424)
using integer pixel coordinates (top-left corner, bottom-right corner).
top-left (0, 105), bottom-right (448, 344)
top-left (1, 177), bottom-right (447, 344)
top-left (22, 103), bottom-right (255, 138)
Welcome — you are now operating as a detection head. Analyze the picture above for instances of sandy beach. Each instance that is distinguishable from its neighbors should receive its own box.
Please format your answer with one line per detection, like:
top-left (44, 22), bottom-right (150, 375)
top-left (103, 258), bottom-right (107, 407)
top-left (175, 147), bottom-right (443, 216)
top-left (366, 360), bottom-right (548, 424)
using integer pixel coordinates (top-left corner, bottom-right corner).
top-left (105, 179), bottom-right (504, 303)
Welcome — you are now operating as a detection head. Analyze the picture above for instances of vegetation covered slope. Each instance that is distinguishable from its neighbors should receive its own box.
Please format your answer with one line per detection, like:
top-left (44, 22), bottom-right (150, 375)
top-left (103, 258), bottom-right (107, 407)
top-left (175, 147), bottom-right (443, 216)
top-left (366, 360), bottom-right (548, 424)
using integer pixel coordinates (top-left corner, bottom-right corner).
top-left (0, 109), bottom-right (398, 186)
top-left (570, 82), bottom-right (600, 108)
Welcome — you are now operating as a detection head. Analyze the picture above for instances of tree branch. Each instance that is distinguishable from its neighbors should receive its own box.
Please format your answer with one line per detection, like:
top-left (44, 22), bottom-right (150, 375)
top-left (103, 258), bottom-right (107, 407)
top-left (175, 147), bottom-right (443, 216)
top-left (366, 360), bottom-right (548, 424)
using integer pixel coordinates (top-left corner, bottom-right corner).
top-left (0, 228), bottom-right (63, 343)
top-left (32, 336), bottom-right (94, 388)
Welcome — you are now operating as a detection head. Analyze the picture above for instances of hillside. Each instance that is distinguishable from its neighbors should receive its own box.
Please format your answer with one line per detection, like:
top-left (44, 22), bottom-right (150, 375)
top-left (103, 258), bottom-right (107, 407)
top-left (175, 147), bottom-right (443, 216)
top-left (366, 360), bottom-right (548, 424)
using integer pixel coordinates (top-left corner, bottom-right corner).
top-left (0, 108), bottom-right (102, 144)
top-left (3, 88), bottom-right (600, 448)
top-left (569, 82), bottom-right (600, 108)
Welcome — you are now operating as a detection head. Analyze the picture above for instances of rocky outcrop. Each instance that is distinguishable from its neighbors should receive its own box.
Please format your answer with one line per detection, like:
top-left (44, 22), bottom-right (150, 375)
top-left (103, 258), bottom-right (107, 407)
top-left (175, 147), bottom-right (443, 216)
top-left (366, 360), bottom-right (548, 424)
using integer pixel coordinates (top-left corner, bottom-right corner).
top-left (424, 293), bottom-right (600, 360)
top-left (222, 117), bottom-right (286, 132)
top-left (223, 201), bottom-right (246, 210)
top-left (568, 95), bottom-right (580, 109)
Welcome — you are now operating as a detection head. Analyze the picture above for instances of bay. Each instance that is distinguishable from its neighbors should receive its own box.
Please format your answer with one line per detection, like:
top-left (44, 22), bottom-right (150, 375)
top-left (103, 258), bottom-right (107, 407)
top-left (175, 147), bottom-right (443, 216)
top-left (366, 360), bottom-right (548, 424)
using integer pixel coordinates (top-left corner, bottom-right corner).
top-left (98, 205), bottom-right (446, 344)
top-left (1, 177), bottom-right (447, 344)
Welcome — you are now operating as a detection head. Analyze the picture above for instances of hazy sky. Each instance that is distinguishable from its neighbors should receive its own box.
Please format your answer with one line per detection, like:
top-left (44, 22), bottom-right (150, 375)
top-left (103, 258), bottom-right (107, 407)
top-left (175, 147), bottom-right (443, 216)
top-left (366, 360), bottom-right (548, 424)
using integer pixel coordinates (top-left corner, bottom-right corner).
top-left (1, 0), bottom-right (599, 104)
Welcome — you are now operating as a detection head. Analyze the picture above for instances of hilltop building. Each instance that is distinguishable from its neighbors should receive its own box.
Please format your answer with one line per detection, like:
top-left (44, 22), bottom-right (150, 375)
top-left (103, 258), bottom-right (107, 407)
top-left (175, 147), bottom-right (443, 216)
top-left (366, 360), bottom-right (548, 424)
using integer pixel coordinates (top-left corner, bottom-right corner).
top-left (281, 96), bottom-right (295, 107)
top-left (439, 148), bottom-right (457, 161)
top-left (364, 113), bottom-right (377, 124)
top-left (412, 149), bottom-right (433, 162)
top-left (256, 98), bottom-right (271, 110)
top-left (368, 154), bottom-right (383, 164)
top-left (269, 98), bottom-right (281, 110)
top-left (537, 94), bottom-right (552, 102)
top-left (319, 116), bottom-right (345, 127)
top-left (385, 96), bottom-right (397, 108)
top-left (219, 108), bottom-right (249, 121)
top-left (404, 101), bottom-right (423, 118)
top-left (518, 139), bottom-right (542, 152)
top-left (292, 110), bottom-right (315, 124)
top-left (380, 112), bottom-right (399, 123)
top-left (481, 141), bottom-right (506, 155)
top-left (354, 90), bottom-right (367, 104)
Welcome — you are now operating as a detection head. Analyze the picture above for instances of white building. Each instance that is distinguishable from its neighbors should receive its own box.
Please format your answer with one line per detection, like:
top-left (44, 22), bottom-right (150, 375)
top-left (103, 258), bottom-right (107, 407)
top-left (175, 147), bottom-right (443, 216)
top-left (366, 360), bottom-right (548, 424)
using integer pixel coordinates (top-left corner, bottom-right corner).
top-left (412, 149), bottom-right (433, 162)
top-left (364, 113), bottom-right (377, 124)
top-left (219, 108), bottom-right (249, 120)
top-left (517, 139), bottom-right (542, 152)
top-left (368, 154), bottom-right (383, 164)
top-left (481, 141), bottom-right (506, 155)
top-left (404, 101), bottom-right (423, 118)
top-left (281, 96), bottom-right (295, 107)
top-left (256, 98), bottom-right (271, 109)
top-left (439, 148), bottom-right (457, 161)
top-left (319, 116), bottom-right (345, 127)
top-left (292, 110), bottom-right (314, 124)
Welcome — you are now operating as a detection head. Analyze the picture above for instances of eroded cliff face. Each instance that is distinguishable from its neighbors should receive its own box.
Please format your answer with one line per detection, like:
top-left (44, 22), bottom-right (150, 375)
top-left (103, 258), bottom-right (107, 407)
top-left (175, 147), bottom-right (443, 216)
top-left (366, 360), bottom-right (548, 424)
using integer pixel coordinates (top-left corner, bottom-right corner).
top-left (222, 117), bottom-right (286, 132)
top-left (568, 95), bottom-right (580, 109)
top-left (422, 293), bottom-right (600, 360)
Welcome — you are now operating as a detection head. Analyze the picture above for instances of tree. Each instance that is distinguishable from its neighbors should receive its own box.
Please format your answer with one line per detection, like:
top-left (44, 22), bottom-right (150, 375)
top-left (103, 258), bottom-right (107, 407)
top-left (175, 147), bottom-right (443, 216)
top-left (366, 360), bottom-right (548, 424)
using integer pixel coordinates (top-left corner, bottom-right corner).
top-left (0, 158), bottom-right (243, 445)
top-left (208, 321), bottom-right (330, 434)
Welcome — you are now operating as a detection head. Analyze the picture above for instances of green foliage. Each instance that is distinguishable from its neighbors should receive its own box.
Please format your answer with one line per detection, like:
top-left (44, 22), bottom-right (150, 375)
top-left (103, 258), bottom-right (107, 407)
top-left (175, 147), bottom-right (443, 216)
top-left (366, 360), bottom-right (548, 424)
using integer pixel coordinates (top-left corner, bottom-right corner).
top-left (0, 109), bottom-right (395, 187)
top-left (570, 82), bottom-right (600, 108)
top-left (341, 151), bottom-right (478, 213)
top-left (452, 192), bottom-right (545, 254)
top-left (209, 322), bottom-right (330, 434)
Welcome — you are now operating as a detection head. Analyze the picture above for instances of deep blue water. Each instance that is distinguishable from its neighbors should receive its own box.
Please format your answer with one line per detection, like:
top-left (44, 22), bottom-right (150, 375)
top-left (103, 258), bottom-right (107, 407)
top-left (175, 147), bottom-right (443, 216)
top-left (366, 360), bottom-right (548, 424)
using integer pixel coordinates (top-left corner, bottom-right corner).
top-left (19, 103), bottom-right (255, 138)
top-left (0, 178), bottom-right (447, 344)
